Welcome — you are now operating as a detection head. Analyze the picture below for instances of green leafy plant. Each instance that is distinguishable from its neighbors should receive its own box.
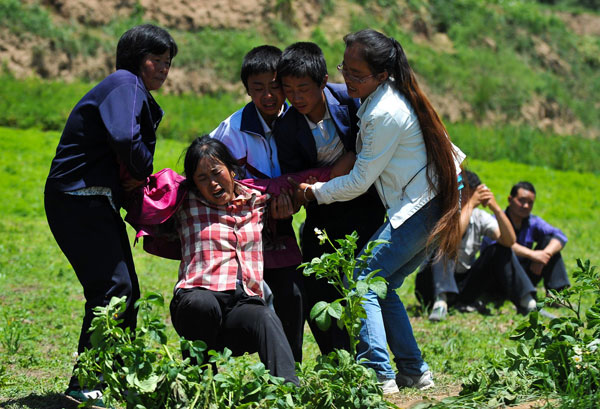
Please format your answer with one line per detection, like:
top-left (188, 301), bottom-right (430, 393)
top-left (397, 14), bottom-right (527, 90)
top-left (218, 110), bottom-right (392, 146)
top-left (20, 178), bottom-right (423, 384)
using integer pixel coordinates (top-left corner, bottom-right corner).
top-left (76, 293), bottom-right (302, 409)
top-left (417, 259), bottom-right (600, 408)
top-left (75, 292), bottom-right (395, 408)
top-left (297, 349), bottom-right (393, 408)
top-left (75, 293), bottom-right (211, 408)
top-left (301, 229), bottom-right (388, 357)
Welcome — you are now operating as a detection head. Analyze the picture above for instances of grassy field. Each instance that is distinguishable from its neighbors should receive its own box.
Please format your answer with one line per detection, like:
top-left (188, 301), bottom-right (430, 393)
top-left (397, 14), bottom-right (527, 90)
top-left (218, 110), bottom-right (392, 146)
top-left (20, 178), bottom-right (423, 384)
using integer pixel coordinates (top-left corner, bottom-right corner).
top-left (0, 126), bottom-right (599, 408)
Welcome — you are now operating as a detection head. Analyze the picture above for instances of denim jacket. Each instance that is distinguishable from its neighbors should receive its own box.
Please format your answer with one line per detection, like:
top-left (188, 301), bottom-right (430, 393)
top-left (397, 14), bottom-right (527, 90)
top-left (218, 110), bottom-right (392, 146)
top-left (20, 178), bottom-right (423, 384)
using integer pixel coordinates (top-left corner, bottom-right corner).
top-left (313, 81), bottom-right (465, 229)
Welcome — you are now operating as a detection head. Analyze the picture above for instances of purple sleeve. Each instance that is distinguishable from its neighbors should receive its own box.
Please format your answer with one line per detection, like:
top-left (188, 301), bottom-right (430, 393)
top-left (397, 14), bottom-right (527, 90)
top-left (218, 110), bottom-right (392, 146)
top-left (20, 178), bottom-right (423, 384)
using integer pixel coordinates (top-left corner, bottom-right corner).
top-left (242, 167), bottom-right (332, 196)
top-left (531, 216), bottom-right (568, 246)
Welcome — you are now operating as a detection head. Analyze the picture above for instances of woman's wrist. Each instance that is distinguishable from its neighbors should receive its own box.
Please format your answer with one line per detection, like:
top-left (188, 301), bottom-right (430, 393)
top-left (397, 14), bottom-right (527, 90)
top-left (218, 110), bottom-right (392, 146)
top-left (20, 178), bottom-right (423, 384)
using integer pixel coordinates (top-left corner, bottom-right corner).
top-left (303, 185), bottom-right (312, 202)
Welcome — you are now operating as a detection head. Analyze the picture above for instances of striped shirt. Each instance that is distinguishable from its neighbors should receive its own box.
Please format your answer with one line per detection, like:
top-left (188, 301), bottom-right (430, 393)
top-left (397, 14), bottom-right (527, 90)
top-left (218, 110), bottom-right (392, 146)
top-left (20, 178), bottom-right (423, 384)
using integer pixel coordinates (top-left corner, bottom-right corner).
top-left (174, 182), bottom-right (267, 297)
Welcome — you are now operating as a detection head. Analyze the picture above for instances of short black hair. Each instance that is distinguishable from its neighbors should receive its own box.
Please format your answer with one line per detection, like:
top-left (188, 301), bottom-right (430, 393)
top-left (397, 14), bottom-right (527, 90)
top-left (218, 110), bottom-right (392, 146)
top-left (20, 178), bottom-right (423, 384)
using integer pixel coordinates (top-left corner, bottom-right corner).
top-left (277, 42), bottom-right (327, 86)
top-left (510, 181), bottom-right (536, 197)
top-left (464, 170), bottom-right (481, 190)
top-left (183, 135), bottom-right (241, 188)
top-left (116, 24), bottom-right (178, 75)
top-left (240, 45), bottom-right (282, 91)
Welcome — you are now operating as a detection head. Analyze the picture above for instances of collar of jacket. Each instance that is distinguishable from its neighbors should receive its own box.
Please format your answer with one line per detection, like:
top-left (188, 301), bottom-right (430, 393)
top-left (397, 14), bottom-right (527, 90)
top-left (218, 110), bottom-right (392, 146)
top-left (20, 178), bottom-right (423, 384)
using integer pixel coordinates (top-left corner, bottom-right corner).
top-left (240, 101), bottom-right (289, 137)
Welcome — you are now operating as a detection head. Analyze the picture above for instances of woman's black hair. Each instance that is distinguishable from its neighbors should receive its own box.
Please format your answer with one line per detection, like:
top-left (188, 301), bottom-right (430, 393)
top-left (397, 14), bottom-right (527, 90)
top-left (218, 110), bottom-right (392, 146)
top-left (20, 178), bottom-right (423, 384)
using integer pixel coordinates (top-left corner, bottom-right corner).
top-left (182, 135), bottom-right (241, 189)
top-left (344, 28), bottom-right (462, 260)
top-left (464, 170), bottom-right (482, 190)
top-left (277, 42), bottom-right (328, 86)
top-left (116, 24), bottom-right (178, 75)
top-left (241, 45), bottom-right (282, 91)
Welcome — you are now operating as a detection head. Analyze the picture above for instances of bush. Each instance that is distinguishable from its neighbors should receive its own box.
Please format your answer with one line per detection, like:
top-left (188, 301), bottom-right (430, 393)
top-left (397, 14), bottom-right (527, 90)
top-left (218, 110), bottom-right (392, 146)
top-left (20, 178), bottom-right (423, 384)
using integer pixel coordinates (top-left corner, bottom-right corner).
top-left (75, 293), bottom-right (392, 409)
top-left (417, 259), bottom-right (600, 408)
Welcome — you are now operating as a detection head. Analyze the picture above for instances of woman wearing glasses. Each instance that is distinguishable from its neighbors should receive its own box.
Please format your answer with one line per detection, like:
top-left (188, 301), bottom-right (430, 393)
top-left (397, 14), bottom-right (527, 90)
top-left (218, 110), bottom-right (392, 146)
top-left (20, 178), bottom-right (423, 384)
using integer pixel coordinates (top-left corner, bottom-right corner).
top-left (292, 28), bottom-right (465, 394)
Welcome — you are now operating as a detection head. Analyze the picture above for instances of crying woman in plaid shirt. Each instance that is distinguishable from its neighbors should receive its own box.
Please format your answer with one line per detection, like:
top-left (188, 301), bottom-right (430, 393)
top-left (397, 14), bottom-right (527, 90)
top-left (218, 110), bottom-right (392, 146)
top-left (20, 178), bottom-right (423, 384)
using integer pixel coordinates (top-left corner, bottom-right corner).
top-left (169, 136), bottom-right (299, 385)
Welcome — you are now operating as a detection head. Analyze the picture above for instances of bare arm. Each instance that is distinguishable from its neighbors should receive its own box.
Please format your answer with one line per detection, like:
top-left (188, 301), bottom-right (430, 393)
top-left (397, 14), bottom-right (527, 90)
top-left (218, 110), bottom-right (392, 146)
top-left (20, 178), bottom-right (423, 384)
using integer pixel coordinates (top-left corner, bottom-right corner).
top-left (329, 151), bottom-right (356, 179)
top-left (458, 193), bottom-right (477, 238)
top-left (513, 237), bottom-right (563, 261)
top-left (269, 191), bottom-right (295, 220)
top-left (513, 237), bottom-right (563, 275)
top-left (482, 189), bottom-right (516, 247)
top-left (543, 237), bottom-right (564, 257)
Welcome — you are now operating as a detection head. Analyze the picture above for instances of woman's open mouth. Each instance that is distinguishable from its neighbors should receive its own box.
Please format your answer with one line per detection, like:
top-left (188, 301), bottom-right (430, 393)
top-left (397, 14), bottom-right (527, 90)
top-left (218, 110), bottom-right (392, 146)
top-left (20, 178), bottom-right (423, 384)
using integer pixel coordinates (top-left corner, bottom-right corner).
top-left (212, 187), bottom-right (225, 198)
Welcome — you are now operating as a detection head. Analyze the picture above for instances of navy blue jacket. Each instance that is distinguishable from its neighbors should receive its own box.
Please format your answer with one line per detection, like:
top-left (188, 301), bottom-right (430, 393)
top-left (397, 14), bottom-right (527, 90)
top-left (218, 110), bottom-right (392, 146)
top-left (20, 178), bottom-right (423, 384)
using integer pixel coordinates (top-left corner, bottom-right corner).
top-left (45, 70), bottom-right (162, 207)
top-left (274, 83), bottom-right (360, 173)
top-left (274, 82), bottom-right (385, 260)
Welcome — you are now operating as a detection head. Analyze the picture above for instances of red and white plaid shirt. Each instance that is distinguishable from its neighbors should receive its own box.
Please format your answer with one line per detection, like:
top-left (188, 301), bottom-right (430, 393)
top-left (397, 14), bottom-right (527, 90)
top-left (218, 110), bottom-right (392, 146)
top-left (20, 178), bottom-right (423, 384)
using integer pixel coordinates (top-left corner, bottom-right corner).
top-left (174, 182), bottom-right (268, 297)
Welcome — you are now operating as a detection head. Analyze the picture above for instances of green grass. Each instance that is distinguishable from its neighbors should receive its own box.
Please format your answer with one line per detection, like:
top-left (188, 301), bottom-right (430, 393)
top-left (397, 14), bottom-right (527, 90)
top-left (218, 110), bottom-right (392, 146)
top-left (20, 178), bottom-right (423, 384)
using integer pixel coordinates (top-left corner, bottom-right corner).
top-left (0, 75), bottom-right (247, 141)
top-left (448, 122), bottom-right (600, 174)
top-left (1, 75), bottom-right (598, 175)
top-left (0, 126), bottom-right (599, 407)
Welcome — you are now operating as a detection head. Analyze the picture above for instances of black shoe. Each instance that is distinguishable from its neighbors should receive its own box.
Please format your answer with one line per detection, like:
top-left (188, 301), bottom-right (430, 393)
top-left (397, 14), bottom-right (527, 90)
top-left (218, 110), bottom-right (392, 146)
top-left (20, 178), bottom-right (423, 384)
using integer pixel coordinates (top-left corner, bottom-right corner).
top-left (65, 388), bottom-right (107, 407)
top-left (456, 300), bottom-right (490, 315)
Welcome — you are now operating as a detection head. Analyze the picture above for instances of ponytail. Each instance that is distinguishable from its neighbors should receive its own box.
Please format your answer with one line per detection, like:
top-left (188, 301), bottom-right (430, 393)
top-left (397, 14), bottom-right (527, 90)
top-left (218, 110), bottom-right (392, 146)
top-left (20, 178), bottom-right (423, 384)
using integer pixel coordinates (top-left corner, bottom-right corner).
top-left (344, 29), bottom-right (462, 260)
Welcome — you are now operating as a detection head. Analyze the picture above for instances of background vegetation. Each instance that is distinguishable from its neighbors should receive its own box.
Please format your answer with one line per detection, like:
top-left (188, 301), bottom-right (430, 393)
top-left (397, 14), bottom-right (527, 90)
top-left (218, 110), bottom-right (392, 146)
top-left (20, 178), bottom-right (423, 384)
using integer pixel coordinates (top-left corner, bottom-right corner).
top-left (0, 126), bottom-right (598, 407)
top-left (1, 0), bottom-right (599, 407)
top-left (1, 0), bottom-right (600, 142)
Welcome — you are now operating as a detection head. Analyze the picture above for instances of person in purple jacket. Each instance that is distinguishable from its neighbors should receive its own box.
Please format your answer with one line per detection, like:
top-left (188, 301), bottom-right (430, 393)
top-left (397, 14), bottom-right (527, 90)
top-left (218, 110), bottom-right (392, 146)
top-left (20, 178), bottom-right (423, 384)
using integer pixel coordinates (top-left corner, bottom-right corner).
top-left (482, 181), bottom-right (570, 298)
top-left (43, 24), bottom-right (177, 404)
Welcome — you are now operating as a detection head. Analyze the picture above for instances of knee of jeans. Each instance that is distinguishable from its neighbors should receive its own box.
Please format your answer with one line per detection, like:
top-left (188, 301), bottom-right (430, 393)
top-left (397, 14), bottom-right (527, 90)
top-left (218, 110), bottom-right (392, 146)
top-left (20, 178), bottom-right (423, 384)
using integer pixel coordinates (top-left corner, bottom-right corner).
top-left (182, 292), bottom-right (222, 323)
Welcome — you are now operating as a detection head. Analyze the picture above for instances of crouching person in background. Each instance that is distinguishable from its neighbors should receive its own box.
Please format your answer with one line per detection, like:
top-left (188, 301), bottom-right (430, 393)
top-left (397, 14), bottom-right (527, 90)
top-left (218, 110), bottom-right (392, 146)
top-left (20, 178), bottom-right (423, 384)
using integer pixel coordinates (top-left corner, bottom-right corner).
top-left (416, 171), bottom-right (544, 321)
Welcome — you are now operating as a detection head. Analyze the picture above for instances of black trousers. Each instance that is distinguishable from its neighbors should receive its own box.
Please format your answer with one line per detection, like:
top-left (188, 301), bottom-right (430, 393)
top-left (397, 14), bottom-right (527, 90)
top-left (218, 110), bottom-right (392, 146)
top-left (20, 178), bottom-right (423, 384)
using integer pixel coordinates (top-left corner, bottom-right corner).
top-left (264, 265), bottom-right (304, 362)
top-left (170, 285), bottom-right (299, 385)
top-left (415, 244), bottom-right (537, 308)
top-left (45, 193), bottom-right (139, 389)
top-left (301, 191), bottom-right (385, 355)
top-left (518, 236), bottom-right (571, 292)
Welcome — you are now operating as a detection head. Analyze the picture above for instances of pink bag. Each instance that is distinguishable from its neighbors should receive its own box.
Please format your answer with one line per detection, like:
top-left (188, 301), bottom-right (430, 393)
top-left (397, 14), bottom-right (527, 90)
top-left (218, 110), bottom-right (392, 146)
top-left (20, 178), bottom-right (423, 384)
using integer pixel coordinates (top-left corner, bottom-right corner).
top-left (124, 168), bottom-right (187, 260)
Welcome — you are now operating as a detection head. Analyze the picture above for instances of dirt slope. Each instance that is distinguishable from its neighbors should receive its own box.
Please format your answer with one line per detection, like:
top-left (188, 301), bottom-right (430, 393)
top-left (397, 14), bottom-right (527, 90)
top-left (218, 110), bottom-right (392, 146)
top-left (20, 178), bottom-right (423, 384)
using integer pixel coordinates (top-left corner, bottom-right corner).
top-left (3, 0), bottom-right (599, 137)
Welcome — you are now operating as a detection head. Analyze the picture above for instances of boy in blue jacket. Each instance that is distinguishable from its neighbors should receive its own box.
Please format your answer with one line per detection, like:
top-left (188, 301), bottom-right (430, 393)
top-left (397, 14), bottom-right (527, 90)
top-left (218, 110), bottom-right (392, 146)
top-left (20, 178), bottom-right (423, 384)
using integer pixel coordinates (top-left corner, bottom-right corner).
top-left (210, 45), bottom-right (304, 362)
top-left (274, 42), bottom-right (385, 355)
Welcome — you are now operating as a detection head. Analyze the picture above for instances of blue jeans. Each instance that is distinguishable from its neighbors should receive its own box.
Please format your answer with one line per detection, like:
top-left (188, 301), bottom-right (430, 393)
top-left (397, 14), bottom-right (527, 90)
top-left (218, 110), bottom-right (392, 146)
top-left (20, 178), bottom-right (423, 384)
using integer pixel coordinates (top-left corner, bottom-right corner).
top-left (355, 196), bottom-right (441, 379)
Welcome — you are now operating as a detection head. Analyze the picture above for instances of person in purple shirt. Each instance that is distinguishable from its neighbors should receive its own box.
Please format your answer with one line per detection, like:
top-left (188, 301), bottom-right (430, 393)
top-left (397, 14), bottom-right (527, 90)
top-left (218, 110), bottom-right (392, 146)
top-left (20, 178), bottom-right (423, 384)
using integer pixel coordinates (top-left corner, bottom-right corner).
top-left (44, 24), bottom-right (177, 404)
top-left (482, 181), bottom-right (570, 298)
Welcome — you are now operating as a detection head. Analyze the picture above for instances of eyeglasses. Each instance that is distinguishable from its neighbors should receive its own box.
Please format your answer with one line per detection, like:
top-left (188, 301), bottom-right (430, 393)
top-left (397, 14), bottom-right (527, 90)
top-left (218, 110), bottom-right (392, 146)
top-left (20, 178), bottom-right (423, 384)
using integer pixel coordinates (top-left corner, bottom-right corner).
top-left (336, 63), bottom-right (375, 84)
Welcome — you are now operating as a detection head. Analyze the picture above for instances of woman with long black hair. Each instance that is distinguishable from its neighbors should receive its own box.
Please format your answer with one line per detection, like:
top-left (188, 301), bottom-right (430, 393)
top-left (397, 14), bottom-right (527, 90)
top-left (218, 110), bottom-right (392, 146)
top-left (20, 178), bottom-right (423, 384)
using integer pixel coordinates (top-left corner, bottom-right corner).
top-left (295, 28), bottom-right (465, 394)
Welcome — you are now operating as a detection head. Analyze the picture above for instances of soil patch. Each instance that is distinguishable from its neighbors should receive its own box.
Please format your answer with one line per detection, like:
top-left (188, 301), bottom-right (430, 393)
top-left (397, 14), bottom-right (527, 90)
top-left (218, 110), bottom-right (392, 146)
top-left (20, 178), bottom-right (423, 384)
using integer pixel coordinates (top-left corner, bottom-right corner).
top-left (556, 11), bottom-right (600, 37)
top-left (387, 383), bottom-right (462, 408)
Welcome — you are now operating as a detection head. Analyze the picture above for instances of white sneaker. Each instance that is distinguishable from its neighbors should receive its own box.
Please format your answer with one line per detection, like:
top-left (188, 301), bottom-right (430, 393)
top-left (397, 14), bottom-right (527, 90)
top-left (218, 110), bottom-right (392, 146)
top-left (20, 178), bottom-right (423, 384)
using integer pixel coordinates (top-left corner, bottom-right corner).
top-left (378, 377), bottom-right (400, 395)
top-left (396, 370), bottom-right (435, 390)
top-left (520, 294), bottom-right (537, 312)
top-left (429, 300), bottom-right (448, 322)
